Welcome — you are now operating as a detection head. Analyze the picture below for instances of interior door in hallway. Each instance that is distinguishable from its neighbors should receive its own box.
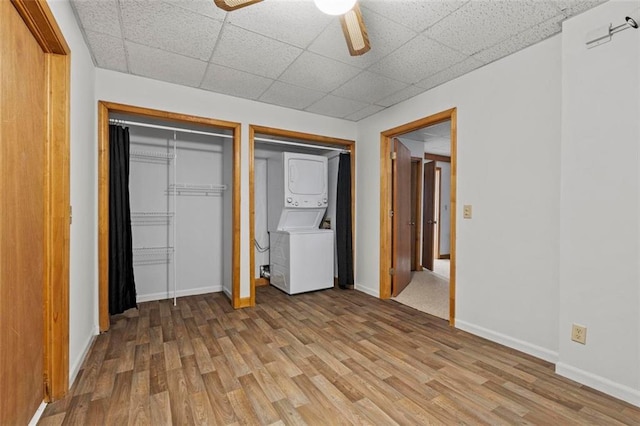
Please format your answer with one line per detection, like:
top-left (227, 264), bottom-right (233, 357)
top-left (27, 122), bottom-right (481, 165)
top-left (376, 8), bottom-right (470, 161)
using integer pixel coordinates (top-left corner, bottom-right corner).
top-left (422, 160), bottom-right (436, 271)
top-left (392, 139), bottom-right (411, 297)
top-left (0, 1), bottom-right (46, 423)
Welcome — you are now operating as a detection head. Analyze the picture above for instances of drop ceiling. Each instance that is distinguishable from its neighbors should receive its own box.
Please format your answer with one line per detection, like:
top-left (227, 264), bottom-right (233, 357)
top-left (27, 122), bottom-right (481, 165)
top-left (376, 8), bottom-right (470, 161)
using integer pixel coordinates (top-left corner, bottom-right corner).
top-left (71, 0), bottom-right (605, 121)
top-left (402, 120), bottom-right (451, 156)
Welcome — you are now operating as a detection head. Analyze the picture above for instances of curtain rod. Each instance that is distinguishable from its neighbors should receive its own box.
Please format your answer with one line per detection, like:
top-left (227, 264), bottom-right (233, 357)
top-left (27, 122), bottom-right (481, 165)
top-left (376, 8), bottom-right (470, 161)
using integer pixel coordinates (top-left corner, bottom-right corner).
top-left (109, 118), bottom-right (233, 139)
top-left (254, 136), bottom-right (348, 152)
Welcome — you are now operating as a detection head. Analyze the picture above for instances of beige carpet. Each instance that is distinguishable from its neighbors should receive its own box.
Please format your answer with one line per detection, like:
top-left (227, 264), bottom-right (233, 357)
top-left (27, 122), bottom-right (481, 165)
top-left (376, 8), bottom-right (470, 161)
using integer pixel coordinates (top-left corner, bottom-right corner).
top-left (391, 268), bottom-right (449, 320)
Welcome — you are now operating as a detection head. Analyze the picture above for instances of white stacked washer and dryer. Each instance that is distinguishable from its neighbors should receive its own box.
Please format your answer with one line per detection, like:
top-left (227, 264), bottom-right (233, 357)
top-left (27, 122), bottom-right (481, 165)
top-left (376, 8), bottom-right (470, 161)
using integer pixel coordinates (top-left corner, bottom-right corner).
top-left (267, 152), bottom-right (334, 295)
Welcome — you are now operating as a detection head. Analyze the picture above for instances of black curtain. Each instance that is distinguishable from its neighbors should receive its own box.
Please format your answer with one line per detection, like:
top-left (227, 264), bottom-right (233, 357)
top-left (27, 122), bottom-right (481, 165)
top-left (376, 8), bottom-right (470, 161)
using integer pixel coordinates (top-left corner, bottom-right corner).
top-left (109, 125), bottom-right (137, 315)
top-left (336, 152), bottom-right (354, 289)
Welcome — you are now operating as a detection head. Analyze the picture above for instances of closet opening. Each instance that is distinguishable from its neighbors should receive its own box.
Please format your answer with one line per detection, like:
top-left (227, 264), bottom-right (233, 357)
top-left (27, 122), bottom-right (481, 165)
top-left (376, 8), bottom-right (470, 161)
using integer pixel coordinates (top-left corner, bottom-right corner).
top-left (248, 125), bottom-right (355, 306)
top-left (98, 102), bottom-right (241, 332)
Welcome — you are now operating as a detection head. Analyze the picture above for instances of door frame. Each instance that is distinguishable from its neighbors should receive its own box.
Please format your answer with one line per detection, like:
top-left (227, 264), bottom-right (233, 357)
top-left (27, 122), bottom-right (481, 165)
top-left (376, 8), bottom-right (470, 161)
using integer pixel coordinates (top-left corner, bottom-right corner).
top-left (410, 157), bottom-right (423, 271)
top-left (248, 125), bottom-right (355, 306)
top-left (380, 108), bottom-right (457, 325)
top-left (97, 102), bottom-right (241, 331)
top-left (8, 0), bottom-right (71, 401)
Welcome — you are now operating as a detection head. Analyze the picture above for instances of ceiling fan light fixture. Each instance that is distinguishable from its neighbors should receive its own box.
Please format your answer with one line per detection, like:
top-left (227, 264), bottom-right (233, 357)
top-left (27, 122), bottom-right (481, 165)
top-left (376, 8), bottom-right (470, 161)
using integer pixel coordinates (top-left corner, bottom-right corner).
top-left (314, 0), bottom-right (357, 16)
top-left (340, 4), bottom-right (370, 56)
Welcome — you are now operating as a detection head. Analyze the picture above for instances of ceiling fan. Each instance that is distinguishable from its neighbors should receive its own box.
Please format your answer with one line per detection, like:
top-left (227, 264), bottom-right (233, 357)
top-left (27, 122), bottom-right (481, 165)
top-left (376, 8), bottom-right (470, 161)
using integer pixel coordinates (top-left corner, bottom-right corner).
top-left (213, 0), bottom-right (371, 56)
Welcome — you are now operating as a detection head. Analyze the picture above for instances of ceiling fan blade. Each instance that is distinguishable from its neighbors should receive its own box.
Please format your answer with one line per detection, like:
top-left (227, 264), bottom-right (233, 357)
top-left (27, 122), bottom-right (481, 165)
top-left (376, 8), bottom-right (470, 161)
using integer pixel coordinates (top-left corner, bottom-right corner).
top-left (214, 0), bottom-right (263, 12)
top-left (340, 4), bottom-right (371, 56)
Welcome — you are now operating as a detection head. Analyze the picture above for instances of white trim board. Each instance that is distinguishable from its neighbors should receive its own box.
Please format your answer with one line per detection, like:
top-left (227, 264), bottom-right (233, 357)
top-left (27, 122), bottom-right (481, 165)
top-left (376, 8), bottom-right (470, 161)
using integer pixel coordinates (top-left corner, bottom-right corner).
top-left (556, 362), bottom-right (640, 408)
top-left (70, 333), bottom-right (96, 386)
top-left (455, 319), bottom-right (559, 363)
top-left (28, 401), bottom-right (47, 426)
top-left (136, 285), bottom-right (223, 303)
top-left (355, 284), bottom-right (378, 298)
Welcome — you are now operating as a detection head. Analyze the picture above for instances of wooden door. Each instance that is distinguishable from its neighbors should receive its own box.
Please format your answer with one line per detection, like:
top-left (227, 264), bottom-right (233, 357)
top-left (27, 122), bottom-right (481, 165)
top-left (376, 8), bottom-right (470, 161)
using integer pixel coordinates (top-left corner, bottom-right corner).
top-left (410, 158), bottom-right (423, 270)
top-left (422, 161), bottom-right (436, 270)
top-left (392, 139), bottom-right (412, 296)
top-left (1, 1), bottom-right (47, 422)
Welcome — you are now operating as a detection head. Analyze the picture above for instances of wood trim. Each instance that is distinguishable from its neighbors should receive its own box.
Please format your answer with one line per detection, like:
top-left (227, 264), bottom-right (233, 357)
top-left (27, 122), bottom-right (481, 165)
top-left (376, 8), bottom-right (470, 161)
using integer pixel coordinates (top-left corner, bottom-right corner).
top-left (98, 103), bottom-right (110, 332)
top-left (9, 0), bottom-right (71, 402)
top-left (439, 254), bottom-right (451, 260)
top-left (232, 125), bottom-right (242, 309)
top-left (97, 102), bottom-right (241, 330)
top-left (379, 136), bottom-right (392, 299)
top-left (255, 277), bottom-right (269, 287)
top-left (249, 125), bottom-right (356, 301)
top-left (424, 153), bottom-right (451, 163)
top-left (248, 126), bottom-right (256, 306)
top-left (10, 0), bottom-right (69, 55)
top-left (449, 109), bottom-right (457, 326)
top-left (411, 158), bottom-right (423, 271)
top-left (380, 108), bottom-right (457, 327)
top-left (250, 125), bottom-right (354, 147)
top-left (236, 297), bottom-right (253, 308)
top-left (43, 53), bottom-right (70, 401)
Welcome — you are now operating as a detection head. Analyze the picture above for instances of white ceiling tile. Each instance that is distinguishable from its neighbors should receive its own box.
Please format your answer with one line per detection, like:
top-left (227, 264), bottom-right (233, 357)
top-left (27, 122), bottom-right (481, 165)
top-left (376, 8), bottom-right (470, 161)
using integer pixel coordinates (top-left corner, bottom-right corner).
top-left (305, 95), bottom-right (368, 119)
top-left (278, 52), bottom-right (361, 93)
top-left (556, 0), bottom-right (608, 17)
top-left (368, 35), bottom-right (468, 84)
top-left (422, 121), bottom-right (451, 138)
top-left (374, 85), bottom-right (425, 108)
top-left (259, 81), bottom-right (326, 110)
top-left (416, 56), bottom-right (484, 90)
top-left (308, 7), bottom-right (418, 69)
top-left (225, 1), bottom-right (332, 48)
top-left (125, 41), bottom-right (208, 88)
top-left (120, 0), bottom-right (221, 61)
top-left (345, 104), bottom-right (386, 121)
top-left (425, 1), bottom-right (560, 55)
top-left (84, 30), bottom-right (128, 72)
top-left (332, 71), bottom-right (408, 104)
top-left (474, 14), bottom-right (565, 64)
top-left (211, 25), bottom-right (302, 79)
top-left (71, 0), bottom-right (122, 37)
top-left (361, 0), bottom-right (468, 32)
top-left (169, 0), bottom-right (228, 20)
top-left (200, 64), bottom-right (273, 100)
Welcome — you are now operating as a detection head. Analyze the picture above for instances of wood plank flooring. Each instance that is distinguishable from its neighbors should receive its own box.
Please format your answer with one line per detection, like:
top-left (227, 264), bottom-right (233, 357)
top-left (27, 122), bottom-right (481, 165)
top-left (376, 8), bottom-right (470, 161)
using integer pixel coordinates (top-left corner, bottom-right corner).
top-left (40, 286), bottom-right (640, 425)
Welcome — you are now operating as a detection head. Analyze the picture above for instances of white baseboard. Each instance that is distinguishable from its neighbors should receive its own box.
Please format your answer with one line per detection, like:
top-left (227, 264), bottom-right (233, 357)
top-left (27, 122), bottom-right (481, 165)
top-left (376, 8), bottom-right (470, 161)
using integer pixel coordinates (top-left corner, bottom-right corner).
top-left (222, 287), bottom-right (232, 299)
top-left (556, 362), bottom-right (640, 407)
top-left (354, 284), bottom-right (379, 298)
top-left (28, 401), bottom-right (47, 426)
top-left (137, 284), bottom-right (223, 303)
top-left (455, 319), bottom-right (559, 363)
top-left (69, 332), bottom-right (97, 386)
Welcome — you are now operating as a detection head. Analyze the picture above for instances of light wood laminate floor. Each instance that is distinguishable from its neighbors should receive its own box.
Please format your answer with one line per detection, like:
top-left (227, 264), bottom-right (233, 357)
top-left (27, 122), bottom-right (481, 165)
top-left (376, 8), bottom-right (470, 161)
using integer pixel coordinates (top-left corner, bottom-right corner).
top-left (40, 286), bottom-right (640, 425)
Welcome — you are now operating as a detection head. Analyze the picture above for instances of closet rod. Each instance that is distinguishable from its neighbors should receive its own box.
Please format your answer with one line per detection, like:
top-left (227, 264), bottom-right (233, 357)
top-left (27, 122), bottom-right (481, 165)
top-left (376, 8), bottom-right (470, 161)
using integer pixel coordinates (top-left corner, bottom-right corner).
top-left (109, 119), bottom-right (233, 139)
top-left (254, 136), bottom-right (348, 152)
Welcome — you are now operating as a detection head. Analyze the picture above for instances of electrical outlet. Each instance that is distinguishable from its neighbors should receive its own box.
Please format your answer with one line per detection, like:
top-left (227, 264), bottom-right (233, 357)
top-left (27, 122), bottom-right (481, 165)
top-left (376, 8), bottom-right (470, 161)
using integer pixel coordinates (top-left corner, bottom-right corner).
top-left (571, 324), bottom-right (587, 344)
top-left (463, 205), bottom-right (472, 219)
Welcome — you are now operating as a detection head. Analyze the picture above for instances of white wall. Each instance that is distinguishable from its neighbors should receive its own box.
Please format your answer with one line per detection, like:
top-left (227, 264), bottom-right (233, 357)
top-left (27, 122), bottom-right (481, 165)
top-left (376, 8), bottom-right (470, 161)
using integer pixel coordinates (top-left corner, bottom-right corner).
top-left (94, 70), bottom-right (356, 300)
top-left (356, 35), bottom-right (562, 361)
top-left (437, 161), bottom-right (451, 255)
top-left (47, 0), bottom-right (97, 384)
top-left (558, 0), bottom-right (640, 405)
top-left (222, 130), bottom-right (233, 297)
top-left (254, 158), bottom-right (269, 278)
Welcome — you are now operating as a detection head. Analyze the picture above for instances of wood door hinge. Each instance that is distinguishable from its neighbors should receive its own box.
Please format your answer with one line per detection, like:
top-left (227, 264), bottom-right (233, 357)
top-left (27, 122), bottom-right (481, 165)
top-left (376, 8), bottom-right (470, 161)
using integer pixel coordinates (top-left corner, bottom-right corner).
top-left (389, 268), bottom-right (395, 276)
top-left (390, 152), bottom-right (397, 160)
